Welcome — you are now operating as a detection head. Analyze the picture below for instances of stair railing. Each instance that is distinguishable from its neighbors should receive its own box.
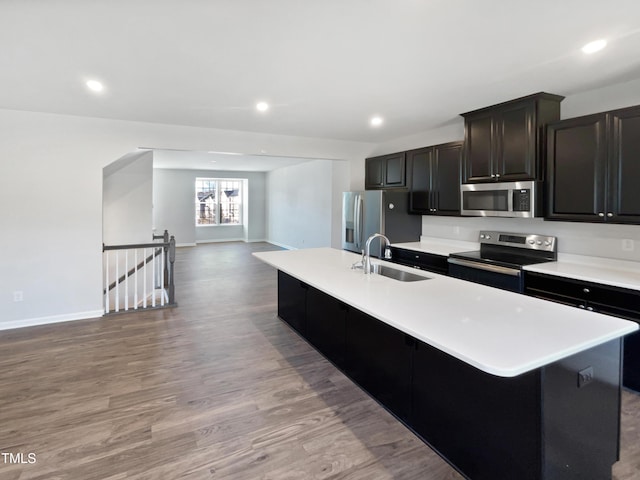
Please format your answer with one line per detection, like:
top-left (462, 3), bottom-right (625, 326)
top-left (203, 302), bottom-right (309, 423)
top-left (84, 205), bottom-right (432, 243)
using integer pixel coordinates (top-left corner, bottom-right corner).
top-left (103, 230), bottom-right (176, 314)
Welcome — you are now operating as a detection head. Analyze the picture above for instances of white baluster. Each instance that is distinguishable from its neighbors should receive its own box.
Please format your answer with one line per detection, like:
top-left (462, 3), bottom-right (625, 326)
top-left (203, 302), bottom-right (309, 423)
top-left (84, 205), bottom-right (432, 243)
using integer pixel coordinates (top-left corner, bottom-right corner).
top-left (105, 251), bottom-right (110, 314)
top-left (143, 248), bottom-right (148, 308)
top-left (115, 251), bottom-right (120, 313)
top-left (134, 249), bottom-right (138, 310)
top-left (160, 247), bottom-right (165, 306)
top-left (124, 250), bottom-right (129, 311)
top-left (152, 248), bottom-right (156, 307)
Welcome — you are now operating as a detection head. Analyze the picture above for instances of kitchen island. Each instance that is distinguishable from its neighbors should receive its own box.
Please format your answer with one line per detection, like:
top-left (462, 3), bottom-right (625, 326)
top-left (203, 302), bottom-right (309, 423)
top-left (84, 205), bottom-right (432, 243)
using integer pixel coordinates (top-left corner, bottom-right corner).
top-left (253, 248), bottom-right (638, 480)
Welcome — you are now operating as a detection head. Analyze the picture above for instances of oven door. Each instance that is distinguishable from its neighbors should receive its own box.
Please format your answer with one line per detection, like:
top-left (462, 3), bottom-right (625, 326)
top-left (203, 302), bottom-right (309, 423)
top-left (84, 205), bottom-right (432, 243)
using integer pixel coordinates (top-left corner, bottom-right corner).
top-left (447, 257), bottom-right (523, 293)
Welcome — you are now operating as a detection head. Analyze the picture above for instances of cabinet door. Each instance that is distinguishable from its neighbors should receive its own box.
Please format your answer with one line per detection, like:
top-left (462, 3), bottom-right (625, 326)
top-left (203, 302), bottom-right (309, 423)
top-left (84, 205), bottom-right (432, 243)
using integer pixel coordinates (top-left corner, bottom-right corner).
top-left (345, 308), bottom-right (413, 422)
top-left (407, 147), bottom-right (433, 213)
top-left (365, 156), bottom-right (385, 189)
top-left (384, 152), bottom-right (406, 187)
top-left (277, 271), bottom-right (308, 335)
top-left (306, 288), bottom-right (347, 369)
top-left (433, 141), bottom-right (462, 215)
top-left (546, 114), bottom-right (607, 221)
top-left (609, 106), bottom-right (640, 223)
top-left (412, 340), bottom-right (541, 480)
top-left (496, 101), bottom-right (536, 181)
top-left (463, 112), bottom-right (495, 183)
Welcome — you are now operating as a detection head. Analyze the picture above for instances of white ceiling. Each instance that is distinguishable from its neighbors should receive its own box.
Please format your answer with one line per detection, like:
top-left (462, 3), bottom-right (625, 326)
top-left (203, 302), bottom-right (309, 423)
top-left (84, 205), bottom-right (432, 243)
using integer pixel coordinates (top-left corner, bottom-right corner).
top-left (2, 0), bottom-right (640, 148)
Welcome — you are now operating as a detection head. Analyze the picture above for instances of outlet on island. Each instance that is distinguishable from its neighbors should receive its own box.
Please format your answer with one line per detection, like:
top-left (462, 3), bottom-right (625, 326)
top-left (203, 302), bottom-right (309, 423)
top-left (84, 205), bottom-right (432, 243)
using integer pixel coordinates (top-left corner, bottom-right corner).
top-left (622, 239), bottom-right (635, 252)
top-left (578, 366), bottom-right (594, 388)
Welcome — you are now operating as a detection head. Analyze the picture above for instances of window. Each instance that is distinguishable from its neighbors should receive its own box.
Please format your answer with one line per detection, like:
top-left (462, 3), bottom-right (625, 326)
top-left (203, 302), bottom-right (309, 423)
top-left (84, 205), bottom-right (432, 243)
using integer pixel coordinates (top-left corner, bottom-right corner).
top-left (195, 178), bottom-right (242, 225)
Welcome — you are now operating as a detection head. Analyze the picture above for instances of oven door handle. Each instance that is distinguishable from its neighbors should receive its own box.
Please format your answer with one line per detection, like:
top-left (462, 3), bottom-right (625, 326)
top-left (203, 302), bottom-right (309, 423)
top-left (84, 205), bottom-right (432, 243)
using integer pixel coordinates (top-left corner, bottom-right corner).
top-left (447, 257), bottom-right (522, 277)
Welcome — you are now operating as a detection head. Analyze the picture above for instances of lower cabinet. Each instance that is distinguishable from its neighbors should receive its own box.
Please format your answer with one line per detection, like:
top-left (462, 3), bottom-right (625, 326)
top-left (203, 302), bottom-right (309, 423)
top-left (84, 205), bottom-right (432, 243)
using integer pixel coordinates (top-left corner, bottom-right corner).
top-left (412, 340), bottom-right (542, 480)
top-left (389, 247), bottom-right (449, 275)
top-left (525, 271), bottom-right (640, 392)
top-left (277, 270), bottom-right (623, 480)
top-left (345, 308), bottom-right (413, 422)
top-left (277, 270), bottom-right (308, 335)
top-left (306, 288), bottom-right (347, 370)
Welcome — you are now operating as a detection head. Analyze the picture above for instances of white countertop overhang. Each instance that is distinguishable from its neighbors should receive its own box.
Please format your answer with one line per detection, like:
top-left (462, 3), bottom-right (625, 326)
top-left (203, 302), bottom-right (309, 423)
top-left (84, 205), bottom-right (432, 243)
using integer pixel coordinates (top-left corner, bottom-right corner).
top-left (254, 247), bottom-right (638, 378)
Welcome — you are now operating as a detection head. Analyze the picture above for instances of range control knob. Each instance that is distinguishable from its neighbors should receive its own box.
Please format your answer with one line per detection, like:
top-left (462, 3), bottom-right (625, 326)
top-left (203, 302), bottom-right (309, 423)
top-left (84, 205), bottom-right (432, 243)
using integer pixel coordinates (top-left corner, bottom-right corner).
top-left (485, 235), bottom-right (491, 240)
top-left (544, 240), bottom-right (552, 246)
top-left (536, 240), bottom-right (542, 245)
top-left (528, 239), bottom-right (535, 245)
top-left (480, 234), bottom-right (485, 239)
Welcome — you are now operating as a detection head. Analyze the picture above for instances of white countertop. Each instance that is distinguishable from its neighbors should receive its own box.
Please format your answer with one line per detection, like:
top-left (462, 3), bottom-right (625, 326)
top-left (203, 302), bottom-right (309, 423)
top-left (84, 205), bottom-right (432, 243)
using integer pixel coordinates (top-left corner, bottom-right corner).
top-left (524, 253), bottom-right (640, 291)
top-left (392, 236), bottom-right (478, 256)
top-left (254, 247), bottom-right (638, 378)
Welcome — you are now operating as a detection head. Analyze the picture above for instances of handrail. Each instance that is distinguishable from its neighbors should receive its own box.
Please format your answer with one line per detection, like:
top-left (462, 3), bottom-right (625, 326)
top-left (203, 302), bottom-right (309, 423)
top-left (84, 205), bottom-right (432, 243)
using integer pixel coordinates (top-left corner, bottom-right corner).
top-left (103, 230), bottom-right (176, 313)
top-left (104, 243), bottom-right (165, 251)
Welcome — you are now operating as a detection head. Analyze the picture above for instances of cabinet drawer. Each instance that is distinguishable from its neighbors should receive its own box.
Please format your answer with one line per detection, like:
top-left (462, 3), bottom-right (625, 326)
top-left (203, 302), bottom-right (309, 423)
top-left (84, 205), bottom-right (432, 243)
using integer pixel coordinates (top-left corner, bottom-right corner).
top-left (525, 272), bottom-right (640, 321)
top-left (524, 272), bottom-right (586, 300)
top-left (390, 248), bottom-right (448, 275)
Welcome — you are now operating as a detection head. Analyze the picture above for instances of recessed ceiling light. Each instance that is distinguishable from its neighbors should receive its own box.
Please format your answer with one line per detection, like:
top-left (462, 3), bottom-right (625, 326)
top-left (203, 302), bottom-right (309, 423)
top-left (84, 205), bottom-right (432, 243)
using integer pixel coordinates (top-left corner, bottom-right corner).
top-left (581, 39), bottom-right (607, 54)
top-left (86, 79), bottom-right (105, 92)
top-left (256, 102), bottom-right (269, 112)
top-left (370, 116), bottom-right (384, 127)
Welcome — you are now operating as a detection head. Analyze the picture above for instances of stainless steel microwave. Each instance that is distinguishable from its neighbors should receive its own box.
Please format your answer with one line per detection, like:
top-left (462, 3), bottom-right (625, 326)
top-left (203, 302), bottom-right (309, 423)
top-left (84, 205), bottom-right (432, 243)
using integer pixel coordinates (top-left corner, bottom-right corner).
top-left (460, 181), bottom-right (542, 217)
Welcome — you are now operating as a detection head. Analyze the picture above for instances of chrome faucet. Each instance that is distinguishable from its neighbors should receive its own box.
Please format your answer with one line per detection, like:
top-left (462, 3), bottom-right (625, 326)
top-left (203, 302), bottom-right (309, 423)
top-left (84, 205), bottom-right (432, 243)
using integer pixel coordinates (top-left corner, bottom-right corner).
top-left (364, 233), bottom-right (391, 274)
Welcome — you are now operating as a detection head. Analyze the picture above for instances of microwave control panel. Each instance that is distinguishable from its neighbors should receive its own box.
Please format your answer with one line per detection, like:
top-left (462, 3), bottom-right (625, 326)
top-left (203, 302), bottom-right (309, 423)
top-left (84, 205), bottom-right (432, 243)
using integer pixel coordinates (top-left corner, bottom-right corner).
top-left (512, 189), bottom-right (531, 211)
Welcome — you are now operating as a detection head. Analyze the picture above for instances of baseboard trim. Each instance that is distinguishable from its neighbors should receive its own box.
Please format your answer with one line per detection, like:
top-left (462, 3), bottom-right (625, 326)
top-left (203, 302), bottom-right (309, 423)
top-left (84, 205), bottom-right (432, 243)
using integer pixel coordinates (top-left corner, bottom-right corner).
top-left (0, 310), bottom-right (104, 332)
top-left (265, 240), bottom-right (297, 250)
top-left (196, 238), bottom-right (245, 244)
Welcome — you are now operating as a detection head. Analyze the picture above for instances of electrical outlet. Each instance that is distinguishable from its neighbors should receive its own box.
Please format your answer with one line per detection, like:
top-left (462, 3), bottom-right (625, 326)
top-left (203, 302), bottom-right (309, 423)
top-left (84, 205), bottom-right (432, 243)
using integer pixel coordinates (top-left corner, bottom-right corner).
top-left (622, 239), bottom-right (635, 252)
top-left (13, 291), bottom-right (24, 302)
top-left (578, 366), bottom-right (594, 388)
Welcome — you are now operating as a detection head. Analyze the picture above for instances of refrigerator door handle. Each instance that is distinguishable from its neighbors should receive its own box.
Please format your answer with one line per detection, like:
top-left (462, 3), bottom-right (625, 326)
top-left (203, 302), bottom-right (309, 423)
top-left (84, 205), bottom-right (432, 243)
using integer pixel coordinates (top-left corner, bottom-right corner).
top-left (355, 194), bottom-right (363, 250)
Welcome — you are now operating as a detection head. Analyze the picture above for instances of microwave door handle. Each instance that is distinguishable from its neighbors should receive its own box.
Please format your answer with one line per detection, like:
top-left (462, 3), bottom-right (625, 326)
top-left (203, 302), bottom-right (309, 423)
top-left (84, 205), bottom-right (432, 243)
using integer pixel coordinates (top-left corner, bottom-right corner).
top-left (508, 187), bottom-right (514, 212)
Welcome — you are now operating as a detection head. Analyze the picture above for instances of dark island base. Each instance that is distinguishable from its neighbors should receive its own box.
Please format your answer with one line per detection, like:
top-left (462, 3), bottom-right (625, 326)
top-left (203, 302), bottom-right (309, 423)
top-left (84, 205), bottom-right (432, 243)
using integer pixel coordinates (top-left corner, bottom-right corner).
top-left (278, 270), bottom-right (622, 480)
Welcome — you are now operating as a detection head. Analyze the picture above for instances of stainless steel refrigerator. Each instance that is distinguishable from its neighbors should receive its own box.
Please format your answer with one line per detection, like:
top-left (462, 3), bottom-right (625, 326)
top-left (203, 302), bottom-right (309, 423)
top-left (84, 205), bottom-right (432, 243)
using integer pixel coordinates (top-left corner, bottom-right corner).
top-left (342, 190), bottom-right (422, 257)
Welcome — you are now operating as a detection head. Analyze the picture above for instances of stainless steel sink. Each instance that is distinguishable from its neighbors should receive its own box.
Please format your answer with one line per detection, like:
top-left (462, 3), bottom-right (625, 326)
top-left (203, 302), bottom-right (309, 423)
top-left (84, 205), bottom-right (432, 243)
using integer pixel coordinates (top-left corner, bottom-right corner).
top-left (370, 264), bottom-right (430, 282)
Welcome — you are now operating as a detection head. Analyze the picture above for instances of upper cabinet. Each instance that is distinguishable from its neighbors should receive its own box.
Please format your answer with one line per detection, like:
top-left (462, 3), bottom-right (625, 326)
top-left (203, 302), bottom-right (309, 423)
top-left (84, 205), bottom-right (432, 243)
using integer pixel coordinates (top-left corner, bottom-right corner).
top-left (461, 92), bottom-right (564, 183)
top-left (407, 141), bottom-right (462, 215)
top-left (365, 152), bottom-right (406, 189)
top-left (546, 104), bottom-right (640, 224)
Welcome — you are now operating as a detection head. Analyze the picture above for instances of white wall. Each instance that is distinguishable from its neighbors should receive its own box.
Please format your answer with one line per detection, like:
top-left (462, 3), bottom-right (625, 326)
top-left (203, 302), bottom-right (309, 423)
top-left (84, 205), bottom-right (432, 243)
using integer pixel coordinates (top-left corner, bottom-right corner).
top-left (266, 160), bottom-right (338, 249)
top-left (103, 150), bottom-right (154, 245)
top-left (153, 168), bottom-right (266, 245)
top-left (0, 108), bottom-right (373, 329)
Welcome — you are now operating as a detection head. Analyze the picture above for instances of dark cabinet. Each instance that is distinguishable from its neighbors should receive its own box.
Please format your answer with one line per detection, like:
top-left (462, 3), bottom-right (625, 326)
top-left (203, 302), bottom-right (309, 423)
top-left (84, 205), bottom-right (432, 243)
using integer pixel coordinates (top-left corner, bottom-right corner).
top-left (365, 152), bottom-right (406, 189)
top-left (407, 141), bottom-right (462, 215)
top-left (345, 308), bottom-right (413, 422)
top-left (306, 288), bottom-right (347, 369)
top-left (412, 339), bottom-right (542, 480)
top-left (525, 271), bottom-right (640, 392)
top-left (277, 270), bottom-right (308, 335)
top-left (461, 92), bottom-right (563, 183)
top-left (389, 247), bottom-right (448, 275)
top-left (547, 105), bottom-right (640, 223)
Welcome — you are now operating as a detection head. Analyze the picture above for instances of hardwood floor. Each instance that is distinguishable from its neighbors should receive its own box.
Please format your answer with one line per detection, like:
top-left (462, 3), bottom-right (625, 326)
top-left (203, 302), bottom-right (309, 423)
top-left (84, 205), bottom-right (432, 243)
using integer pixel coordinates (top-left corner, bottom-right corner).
top-left (1, 241), bottom-right (639, 479)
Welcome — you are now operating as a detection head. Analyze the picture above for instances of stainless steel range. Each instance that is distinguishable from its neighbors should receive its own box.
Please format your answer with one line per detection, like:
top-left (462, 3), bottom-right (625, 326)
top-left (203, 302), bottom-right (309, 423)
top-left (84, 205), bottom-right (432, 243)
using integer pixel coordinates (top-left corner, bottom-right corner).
top-left (447, 231), bottom-right (557, 293)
